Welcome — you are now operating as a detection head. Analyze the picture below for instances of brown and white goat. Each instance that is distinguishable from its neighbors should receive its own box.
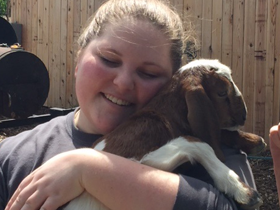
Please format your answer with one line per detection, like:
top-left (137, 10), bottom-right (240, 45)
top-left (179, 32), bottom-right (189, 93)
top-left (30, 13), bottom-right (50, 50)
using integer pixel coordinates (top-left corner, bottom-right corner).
top-left (64, 59), bottom-right (266, 210)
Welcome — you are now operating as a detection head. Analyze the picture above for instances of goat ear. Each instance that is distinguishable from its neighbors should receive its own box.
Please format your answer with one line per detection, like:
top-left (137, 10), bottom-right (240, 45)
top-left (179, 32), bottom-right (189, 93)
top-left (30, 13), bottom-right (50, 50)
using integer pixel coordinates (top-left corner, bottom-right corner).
top-left (184, 82), bottom-right (225, 161)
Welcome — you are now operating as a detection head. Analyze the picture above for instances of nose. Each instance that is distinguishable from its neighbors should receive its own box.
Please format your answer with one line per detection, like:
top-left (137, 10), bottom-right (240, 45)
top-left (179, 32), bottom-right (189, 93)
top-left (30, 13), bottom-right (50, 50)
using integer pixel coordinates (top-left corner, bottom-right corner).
top-left (113, 69), bottom-right (135, 92)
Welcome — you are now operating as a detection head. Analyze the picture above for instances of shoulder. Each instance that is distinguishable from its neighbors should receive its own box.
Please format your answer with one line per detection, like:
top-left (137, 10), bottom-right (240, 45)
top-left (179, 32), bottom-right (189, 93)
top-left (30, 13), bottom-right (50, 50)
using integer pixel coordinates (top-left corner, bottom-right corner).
top-left (0, 112), bottom-right (75, 161)
top-left (1, 113), bottom-right (70, 147)
top-left (0, 112), bottom-right (76, 204)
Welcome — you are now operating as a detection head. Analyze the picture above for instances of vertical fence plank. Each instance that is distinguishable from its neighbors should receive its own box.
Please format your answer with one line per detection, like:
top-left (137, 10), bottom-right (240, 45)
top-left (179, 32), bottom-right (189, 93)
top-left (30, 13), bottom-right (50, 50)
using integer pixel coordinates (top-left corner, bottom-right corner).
top-left (25, 0), bottom-right (32, 51)
top-left (60, 0), bottom-right (68, 108)
top-left (274, 0), bottom-right (280, 125)
top-left (10, 0), bottom-right (16, 22)
top-left (66, 0), bottom-right (74, 108)
top-left (243, 0), bottom-right (256, 133)
top-left (36, 0), bottom-right (43, 57)
top-left (43, 0), bottom-right (49, 80)
top-left (71, 0), bottom-right (81, 106)
top-left (16, 0), bottom-right (20, 23)
top-left (193, 0), bottom-right (203, 59)
top-left (232, 0), bottom-right (244, 91)
top-left (31, 0), bottom-right (38, 54)
top-left (52, 0), bottom-right (61, 106)
top-left (48, 0), bottom-right (54, 106)
top-left (183, 0), bottom-right (202, 62)
top-left (80, 0), bottom-right (88, 28)
top-left (211, 0), bottom-right (222, 60)
top-left (254, 0), bottom-right (267, 137)
top-left (87, 0), bottom-right (95, 18)
top-left (20, 0), bottom-right (27, 47)
top-left (265, 0), bottom-right (277, 140)
top-left (221, 0), bottom-right (233, 67)
top-left (201, 0), bottom-right (212, 58)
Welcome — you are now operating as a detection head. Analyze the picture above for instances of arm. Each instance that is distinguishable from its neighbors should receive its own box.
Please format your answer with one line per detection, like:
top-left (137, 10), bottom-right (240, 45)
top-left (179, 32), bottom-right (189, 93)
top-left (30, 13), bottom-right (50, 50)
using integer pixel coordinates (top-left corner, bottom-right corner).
top-left (173, 145), bottom-right (254, 210)
top-left (269, 123), bottom-right (280, 204)
top-left (5, 148), bottom-right (179, 210)
top-left (5, 145), bottom-right (256, 210)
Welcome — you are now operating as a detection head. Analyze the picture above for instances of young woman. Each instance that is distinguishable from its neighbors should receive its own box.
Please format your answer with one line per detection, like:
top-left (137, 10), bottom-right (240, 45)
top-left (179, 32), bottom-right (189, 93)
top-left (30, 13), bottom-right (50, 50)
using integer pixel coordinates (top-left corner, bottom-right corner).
top-left (269, 123), bottom-right (280, 206)
top-left (1, 0), bottom-right (257, 209)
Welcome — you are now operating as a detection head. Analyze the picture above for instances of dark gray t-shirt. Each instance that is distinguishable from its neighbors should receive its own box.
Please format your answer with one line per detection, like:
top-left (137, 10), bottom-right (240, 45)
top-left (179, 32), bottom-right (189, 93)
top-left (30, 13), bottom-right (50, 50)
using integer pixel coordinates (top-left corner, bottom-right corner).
top-left (0, 110), bottom-right (256, 210)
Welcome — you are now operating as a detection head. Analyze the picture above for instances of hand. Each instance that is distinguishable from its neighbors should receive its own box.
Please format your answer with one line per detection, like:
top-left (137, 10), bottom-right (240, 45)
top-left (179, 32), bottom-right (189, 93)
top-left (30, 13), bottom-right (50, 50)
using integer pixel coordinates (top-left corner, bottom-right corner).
top-left (270, 123), bottom-right (280, 149)
top-left (5, 150), bottom-right (87, 210)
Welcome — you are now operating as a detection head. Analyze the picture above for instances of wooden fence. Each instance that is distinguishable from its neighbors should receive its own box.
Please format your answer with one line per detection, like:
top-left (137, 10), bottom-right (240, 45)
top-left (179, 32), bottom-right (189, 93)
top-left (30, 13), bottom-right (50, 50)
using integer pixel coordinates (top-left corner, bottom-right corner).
top-left (7, 0), bottom-right (280, 141)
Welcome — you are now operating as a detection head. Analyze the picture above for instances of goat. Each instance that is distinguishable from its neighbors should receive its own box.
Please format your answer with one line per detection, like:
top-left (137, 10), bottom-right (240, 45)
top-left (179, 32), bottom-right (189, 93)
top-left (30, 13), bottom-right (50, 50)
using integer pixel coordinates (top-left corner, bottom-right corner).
top-left (64, 59), bottom-right (266, 210)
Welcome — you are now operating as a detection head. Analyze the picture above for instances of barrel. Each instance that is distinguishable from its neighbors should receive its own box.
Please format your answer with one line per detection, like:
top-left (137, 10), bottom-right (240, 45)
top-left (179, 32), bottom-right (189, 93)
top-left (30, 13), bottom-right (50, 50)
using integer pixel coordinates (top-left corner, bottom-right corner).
top-left (0, 47), bottom-right (50, 119)
top-left (0, 17), bottom-right (18, 46)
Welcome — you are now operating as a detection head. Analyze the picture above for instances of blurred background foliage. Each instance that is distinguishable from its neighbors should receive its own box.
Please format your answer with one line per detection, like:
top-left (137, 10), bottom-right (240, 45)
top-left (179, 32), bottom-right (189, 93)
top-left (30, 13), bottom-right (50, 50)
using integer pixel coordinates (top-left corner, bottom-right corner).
top-left (0, 0), bottom-right (9, 19)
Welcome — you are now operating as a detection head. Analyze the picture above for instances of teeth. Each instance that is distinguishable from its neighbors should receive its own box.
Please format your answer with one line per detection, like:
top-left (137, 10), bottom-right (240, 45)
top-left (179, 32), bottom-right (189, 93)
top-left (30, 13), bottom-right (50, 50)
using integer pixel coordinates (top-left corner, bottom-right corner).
top-left (104, 94), bottom-right (131, 106)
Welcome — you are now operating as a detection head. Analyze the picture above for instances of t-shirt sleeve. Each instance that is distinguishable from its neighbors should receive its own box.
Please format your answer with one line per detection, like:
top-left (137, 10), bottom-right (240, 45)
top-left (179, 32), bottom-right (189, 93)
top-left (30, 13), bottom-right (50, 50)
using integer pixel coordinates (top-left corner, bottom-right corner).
top-left (173, 145), bottom-right (257, 210)
top-left (173, 175), bottom-right (238, 210)
top-left (0, 165), bottom-right (7, 210)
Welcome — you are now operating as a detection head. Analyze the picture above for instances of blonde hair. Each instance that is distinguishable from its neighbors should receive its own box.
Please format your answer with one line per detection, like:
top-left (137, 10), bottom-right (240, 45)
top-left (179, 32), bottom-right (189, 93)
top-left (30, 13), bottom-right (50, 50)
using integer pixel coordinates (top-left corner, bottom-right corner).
top-left (78, 0), bottom-right (193, 72)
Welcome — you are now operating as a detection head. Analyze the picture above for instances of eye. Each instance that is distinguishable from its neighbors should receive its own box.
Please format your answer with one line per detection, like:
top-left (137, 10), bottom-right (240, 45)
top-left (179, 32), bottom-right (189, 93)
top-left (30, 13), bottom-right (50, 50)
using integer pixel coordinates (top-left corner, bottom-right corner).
top-left (218, 90), bottom-right (227, 97)
top-left (100, 56), bottom-right (121, 68)
top-left (138, 70), bottom-right (158, 79)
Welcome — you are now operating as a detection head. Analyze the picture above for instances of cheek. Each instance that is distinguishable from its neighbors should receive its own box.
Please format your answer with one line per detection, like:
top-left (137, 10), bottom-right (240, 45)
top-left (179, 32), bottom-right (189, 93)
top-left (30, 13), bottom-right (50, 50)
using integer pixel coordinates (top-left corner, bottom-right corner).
top-left (138, 80), bottom-right (168, 107)
top-left (75, 58), bottom-right (107, 98)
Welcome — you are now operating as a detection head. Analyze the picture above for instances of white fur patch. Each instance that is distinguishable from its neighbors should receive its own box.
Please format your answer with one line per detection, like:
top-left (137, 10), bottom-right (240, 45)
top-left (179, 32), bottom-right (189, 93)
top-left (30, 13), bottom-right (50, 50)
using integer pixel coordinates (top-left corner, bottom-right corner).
top-left (140, 136), bottom-right (252, 204)
top-left (94, 139), bottom-right (106, 151)
top-left (64, 192), bottom-right (109, 210)
top-left (179, 59), bottom-right (232, 76)
top-left (140, 137), bottom-right (196, 171)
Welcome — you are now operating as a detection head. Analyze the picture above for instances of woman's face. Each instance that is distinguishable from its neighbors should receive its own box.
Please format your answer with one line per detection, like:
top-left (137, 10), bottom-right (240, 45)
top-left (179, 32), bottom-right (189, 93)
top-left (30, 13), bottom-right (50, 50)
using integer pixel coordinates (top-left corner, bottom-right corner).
top-left (75, 20), bottom-right (173, 134)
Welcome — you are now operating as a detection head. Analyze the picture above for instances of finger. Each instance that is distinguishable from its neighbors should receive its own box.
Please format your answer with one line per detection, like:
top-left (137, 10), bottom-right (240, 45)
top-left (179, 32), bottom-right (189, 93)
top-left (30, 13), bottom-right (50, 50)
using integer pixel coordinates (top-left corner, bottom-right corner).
top-left (5, 177), bottom-right (33, 210)
top-left (6, 175), bottom-right (45, 210)
top-left (18, 191), bottom-right (48, 210)
top-left (8, 189), bottom-right (48, 210)
top-left (39, 196), bottom-right (67, 210)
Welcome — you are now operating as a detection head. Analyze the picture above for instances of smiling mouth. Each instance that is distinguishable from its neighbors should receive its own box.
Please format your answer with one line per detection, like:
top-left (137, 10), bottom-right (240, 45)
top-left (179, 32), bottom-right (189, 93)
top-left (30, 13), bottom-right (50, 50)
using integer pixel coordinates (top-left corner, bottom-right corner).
top-left (104, 93), bottom-right (132, 106)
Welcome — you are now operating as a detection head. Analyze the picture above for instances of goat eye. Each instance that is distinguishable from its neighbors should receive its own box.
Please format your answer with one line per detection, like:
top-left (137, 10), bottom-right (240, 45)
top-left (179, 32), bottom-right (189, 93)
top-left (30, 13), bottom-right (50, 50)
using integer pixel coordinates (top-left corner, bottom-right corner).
top-left (218, 90), bottom-right (227, 97)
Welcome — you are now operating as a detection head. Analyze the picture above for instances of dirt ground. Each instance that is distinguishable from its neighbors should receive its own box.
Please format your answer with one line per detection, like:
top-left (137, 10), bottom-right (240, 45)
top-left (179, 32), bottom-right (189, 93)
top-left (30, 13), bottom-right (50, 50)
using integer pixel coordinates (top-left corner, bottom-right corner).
top-left (249, 150), bottom-right (279, 210)
top-left (0, 110), bottom-right (279, 210)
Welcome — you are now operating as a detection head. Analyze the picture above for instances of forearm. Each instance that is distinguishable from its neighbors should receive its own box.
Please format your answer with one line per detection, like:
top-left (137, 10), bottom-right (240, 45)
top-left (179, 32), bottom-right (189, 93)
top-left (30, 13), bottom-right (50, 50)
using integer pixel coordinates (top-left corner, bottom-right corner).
top-left (270, 139), bottom-right (280, 202)
top-left (79, 149), bottom-right (180, 210)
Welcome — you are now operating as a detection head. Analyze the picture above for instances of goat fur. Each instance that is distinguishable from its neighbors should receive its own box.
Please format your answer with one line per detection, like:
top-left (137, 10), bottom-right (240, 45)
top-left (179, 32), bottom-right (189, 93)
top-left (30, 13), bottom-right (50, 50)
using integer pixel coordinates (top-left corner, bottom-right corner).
top-left (64, 59), bottom-right (265, 210)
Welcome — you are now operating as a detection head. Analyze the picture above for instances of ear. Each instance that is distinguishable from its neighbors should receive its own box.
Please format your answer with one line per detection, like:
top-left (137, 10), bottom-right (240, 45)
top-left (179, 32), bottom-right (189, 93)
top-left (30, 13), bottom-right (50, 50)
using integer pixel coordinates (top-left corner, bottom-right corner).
top-left (184, 81), bottom-right (225, 161)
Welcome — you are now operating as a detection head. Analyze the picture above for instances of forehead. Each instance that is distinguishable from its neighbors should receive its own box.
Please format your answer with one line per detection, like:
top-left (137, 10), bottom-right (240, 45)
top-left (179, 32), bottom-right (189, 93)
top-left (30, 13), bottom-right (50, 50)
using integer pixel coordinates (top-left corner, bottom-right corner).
top-left (102, 19), bottom-right (170, 47)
